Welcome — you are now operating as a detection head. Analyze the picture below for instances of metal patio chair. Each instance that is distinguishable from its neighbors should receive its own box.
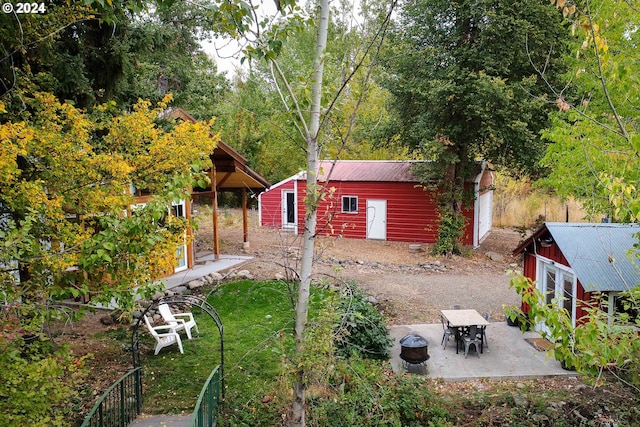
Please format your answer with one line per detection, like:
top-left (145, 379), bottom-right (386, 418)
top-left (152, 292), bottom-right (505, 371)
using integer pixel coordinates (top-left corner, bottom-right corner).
top-left (462, 325), bottom-right (482, 358)
top-left (440, 314), bottom-right (457, 350)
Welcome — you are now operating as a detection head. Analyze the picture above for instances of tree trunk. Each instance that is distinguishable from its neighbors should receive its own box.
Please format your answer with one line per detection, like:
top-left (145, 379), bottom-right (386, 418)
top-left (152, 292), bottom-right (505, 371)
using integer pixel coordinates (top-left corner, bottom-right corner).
top-left (291, 1), bottom-right (330, 426)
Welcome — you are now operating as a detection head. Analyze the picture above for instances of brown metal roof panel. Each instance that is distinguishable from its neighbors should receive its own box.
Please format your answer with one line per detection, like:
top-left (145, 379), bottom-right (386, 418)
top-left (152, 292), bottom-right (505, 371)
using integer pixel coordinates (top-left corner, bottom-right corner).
top-left (318, 160), bottom-right (421, 182)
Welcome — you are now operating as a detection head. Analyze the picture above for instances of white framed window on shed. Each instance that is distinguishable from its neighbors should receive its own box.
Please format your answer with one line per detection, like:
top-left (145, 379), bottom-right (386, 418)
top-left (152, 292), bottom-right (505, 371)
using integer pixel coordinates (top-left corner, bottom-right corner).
top-left (342, 196), bottom-right (358, 213)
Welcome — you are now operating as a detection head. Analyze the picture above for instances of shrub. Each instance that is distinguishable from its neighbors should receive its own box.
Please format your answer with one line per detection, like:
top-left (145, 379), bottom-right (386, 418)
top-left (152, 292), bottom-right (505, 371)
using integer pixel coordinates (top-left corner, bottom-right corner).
top-left (431, 209), bottom-right (466, 256)
top-left (334, 284), bottom-right (393, 360)
top-left (308, 360), bottom-right (453, 427)
top-left (0, 337), bottom-right (88, 427)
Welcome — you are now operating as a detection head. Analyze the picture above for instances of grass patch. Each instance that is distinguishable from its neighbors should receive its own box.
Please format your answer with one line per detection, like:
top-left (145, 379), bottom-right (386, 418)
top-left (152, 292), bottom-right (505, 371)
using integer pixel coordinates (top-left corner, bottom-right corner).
top-left (210, 280), bottom-right (298, 424)
top-left (137, 312), bottom-right (222, 413)
top-left (132, 279), bottom-right (398, 424)
top-left (134, 280), bottom-right (311, 421)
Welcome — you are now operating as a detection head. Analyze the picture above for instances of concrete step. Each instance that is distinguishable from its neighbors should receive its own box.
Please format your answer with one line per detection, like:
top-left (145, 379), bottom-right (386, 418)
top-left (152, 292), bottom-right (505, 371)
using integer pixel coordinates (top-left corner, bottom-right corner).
top-left (128, 414), bottom-right (191, 426)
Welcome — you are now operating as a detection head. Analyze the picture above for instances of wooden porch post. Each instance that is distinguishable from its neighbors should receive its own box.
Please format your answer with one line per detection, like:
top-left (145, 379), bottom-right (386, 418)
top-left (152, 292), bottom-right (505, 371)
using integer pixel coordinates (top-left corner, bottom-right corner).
top-left (242, 188), bottom-right (249, 243)
top-left (211, 167), bottom-right (220, 260)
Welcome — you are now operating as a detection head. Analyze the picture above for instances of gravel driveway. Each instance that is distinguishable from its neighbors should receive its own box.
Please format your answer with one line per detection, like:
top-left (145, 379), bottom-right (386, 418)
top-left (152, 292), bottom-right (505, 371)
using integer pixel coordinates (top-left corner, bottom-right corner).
top-left (201, 211), bottom-right (523, 326)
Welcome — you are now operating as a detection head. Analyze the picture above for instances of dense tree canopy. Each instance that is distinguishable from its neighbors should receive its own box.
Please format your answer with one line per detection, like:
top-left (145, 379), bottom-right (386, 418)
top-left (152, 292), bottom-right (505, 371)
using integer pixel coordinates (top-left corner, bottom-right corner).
top-left (214, 1), bottom-right (405, 184)
top-left (1, 3), bottom-right (228, 423)
top-left (0, 93), bottom-right (218, 424)
top-left (5, 0), bottom-right (638, 424)
top-left (510, 0), bottom-right (640, 399)
top-left (380, 0), bottom-right (570, 253)
top-left (384, 0), bottom-right (570, 174)
top-left (0, 0), bottom-right (229, 117)
top-left (0, 93), bottom-right (217, 305)
top-left (538, 0), bottom-right (639, 222)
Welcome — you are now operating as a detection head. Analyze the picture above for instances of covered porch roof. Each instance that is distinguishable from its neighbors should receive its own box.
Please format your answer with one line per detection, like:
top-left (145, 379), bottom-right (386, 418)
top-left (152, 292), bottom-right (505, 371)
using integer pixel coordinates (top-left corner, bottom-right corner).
top-left (167, 108), bottom-right (270, 258)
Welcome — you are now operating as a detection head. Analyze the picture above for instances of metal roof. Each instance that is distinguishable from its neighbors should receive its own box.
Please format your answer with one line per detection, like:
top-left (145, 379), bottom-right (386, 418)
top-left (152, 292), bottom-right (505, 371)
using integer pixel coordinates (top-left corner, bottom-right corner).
top-left (317, 160), bottom-right (422, 182)
top-left (546, 223), bottom-right (640, 292)
top-left (167, 108), bottom-right (270, 190)
top-left (313, 160), bottom-right (489, 183)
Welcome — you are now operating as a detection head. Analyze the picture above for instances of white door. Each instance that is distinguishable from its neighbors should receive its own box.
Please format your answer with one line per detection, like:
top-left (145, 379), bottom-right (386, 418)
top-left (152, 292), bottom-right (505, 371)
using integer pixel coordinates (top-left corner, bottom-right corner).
top-left (282, 191), bottom-right (296, 230)
top-left (477, 191), bottom-right (493, 242)
top-left (537, 261), bottom-right (577, 334)
top-left (366, 200), bottom-right (387, 240)
top-left (172, 201), bottom-right (188, 272)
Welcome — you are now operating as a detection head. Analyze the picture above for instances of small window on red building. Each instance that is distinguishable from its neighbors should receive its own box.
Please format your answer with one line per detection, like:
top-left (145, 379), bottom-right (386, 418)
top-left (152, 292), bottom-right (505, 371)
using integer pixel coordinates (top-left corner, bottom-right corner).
top-left (342, 196), bottom-right (358, 213)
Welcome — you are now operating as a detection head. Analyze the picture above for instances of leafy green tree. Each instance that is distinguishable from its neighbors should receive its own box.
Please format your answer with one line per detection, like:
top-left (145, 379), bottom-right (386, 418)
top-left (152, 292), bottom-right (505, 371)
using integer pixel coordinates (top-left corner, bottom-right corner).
top-left (214, 71), bottom-right (304, 184)
top-left (0, 2), bottom-right (142, 109)
top-left (215, 1), bottom-right (404, 185)
top-left (537, 0), bottom-right (639, 222)
top-left (381, 0), bottom-right (570, 254)
top-left (0, 94), bottom-right (217, 424)
top-left (1, 0), bottom-right (229, 116)
top-left (221, 1), bottom-right (399, 423)
top-left (1, 93), bottom-right (216, 307)
top-left (0, 1), bottom-right (239, 425)
top-left (511, 0), bottom-right (640, 395)
top-left (176, 52), bottom-right (231, 119)
top-left (111, 3), bottom-right (230, 115)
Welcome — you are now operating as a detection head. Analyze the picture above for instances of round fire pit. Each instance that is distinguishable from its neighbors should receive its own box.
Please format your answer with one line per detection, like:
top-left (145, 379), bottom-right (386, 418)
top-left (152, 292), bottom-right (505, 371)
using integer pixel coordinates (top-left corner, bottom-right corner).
top-left (399, 334), bottom-right (429, 369)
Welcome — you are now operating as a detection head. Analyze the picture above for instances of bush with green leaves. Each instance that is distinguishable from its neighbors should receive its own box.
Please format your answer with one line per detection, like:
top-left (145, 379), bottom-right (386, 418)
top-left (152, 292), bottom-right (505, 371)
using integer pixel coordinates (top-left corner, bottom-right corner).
top-left (308, 358), bottom-right (453, 427)
top-left (334, 284), bottom-right (393, 360)
top-left (431, 208), bottom-right (467, 256)
top-left (0, 336), bottom-right (88, 427)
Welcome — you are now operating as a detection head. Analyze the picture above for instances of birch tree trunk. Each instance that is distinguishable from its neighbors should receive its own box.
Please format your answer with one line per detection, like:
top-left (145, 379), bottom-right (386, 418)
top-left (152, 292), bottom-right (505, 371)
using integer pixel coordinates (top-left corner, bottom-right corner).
top-left (291, 1), bottom-right (330, 425)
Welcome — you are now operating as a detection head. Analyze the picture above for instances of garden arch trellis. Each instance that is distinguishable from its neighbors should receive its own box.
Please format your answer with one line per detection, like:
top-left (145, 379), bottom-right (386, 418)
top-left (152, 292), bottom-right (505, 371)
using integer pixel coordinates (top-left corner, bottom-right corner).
top-left (131, 294), bottom-right (225, 396)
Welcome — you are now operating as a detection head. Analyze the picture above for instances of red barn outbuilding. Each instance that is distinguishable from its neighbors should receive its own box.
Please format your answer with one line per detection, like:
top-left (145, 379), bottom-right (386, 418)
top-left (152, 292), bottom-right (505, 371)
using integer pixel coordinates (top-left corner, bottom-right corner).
top-left (258, 160), bottom-right (494, 247)
top-left (513, 222), bottom-right (640, 332)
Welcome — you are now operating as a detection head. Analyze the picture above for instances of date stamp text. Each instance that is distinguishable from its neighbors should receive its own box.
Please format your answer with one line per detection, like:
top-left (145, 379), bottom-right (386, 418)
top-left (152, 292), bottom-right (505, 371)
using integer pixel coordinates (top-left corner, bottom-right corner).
top-left (3, 2), bottom-right (47, 13)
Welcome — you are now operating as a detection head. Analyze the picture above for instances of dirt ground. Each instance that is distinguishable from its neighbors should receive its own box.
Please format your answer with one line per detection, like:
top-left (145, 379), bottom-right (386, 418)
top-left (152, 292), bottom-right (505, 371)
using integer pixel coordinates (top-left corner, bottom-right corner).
top-left (196, 209), bottom-right (523, 325)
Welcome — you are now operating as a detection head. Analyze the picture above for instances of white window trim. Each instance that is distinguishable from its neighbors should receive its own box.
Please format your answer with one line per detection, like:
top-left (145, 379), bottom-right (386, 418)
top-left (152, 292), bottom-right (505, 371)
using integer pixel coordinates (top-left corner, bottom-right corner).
top-left (535, 255), bottom-right (577, 328)
top-left (341, 195), bottom-right (358, 213)
top-left (281, 189), bottom-right (297, 230)
top-left (172, 200), bottom-right (188, 273)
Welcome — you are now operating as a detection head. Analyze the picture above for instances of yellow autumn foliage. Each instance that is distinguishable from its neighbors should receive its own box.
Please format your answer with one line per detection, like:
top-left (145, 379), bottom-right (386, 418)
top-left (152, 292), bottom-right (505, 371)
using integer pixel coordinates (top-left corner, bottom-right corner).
top-left (0, 92), bottom-right (219, 307)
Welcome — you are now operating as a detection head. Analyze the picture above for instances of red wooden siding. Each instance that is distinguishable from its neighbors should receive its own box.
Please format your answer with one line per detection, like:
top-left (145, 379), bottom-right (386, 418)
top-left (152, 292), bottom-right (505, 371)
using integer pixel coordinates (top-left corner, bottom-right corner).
top-left (259, 179), bottom-right (295, 229)
top-left (294, 180), bottom-right (476, 244)
top-left (520, 243), bottom-right (589, 323)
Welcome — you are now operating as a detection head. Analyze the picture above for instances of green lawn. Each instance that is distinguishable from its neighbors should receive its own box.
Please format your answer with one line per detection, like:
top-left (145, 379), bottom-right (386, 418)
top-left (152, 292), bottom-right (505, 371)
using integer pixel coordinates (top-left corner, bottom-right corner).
top-left (138, 280), bottom-right (304, 420)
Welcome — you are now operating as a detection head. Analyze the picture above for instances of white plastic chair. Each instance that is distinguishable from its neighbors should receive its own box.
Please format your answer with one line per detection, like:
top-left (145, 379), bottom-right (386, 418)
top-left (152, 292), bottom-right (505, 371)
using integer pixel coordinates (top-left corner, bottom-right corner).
top-left (158, 303), bottom-right (199, 339)
top-left (143, 315), bottom-right (184, 355)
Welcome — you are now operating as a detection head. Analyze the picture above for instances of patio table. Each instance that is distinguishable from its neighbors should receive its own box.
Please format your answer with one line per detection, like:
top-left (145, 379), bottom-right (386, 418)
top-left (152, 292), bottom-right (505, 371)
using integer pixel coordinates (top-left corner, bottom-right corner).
top-left (441, 309), bottom-right (490, 354)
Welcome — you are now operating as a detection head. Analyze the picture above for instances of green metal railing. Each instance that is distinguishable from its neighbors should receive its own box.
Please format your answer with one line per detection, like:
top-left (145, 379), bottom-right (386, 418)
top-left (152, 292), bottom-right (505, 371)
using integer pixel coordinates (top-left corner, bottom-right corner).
top-left (81, 367), bottom-right (142, 427)
top-left (190, 365), bottom-right (221, 427)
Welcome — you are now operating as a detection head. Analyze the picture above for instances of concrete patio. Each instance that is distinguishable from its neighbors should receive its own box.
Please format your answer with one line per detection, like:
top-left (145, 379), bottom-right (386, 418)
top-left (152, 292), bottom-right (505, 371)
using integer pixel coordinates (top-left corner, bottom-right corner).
top-left (162, 253), bottom-right (253, 290)
top-left (389, 322), bottom-right (577, 381)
